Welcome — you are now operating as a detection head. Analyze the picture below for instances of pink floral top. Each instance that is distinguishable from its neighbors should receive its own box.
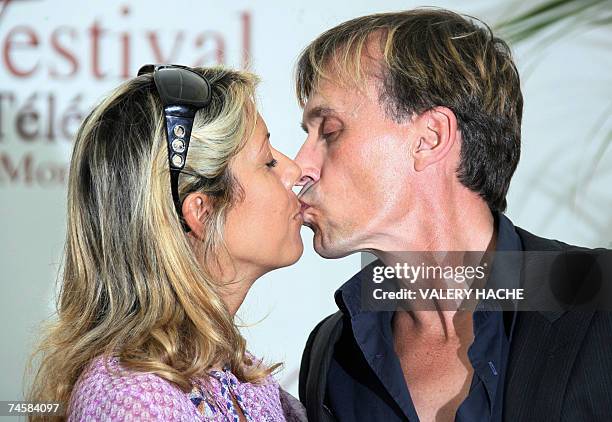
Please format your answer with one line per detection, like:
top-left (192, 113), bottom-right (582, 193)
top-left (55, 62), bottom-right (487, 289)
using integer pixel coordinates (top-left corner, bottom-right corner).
top-left (67, 355), bottom-right (305, 421)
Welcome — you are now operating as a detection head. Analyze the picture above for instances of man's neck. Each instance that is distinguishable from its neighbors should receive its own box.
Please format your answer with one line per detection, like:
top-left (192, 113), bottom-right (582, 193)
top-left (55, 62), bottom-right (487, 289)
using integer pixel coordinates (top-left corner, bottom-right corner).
top-left (376, 201), bottom-right (495, 254)
top-left (373, 197), bottom-right (496, 337)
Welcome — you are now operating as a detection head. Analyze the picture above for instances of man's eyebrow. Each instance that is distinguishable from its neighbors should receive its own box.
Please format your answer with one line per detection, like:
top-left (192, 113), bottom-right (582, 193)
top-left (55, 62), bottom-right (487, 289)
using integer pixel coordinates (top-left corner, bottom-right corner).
top-left (300, 106), bottom-right (336, 132)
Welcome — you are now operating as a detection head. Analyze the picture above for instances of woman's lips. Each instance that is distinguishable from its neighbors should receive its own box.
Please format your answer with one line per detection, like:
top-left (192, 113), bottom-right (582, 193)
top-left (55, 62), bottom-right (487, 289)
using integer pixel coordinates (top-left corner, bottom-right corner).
top-left (293, 201), bottom-right (305, 219)
top-left (298, 201), bottom-right (315, 228)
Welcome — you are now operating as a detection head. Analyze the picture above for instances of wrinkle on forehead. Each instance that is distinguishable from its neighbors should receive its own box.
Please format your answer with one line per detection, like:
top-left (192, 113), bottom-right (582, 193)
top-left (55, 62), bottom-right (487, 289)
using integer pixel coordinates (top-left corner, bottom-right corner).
top-left (304, 76), bottom-right (378, 122)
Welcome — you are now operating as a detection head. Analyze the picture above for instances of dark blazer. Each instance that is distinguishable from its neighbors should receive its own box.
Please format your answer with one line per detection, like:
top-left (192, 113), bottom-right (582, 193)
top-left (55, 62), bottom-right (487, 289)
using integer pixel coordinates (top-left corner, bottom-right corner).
top-left (503, 228), bottom-right (612, 421)
top-left (300, 227), bottom-right (612, 421)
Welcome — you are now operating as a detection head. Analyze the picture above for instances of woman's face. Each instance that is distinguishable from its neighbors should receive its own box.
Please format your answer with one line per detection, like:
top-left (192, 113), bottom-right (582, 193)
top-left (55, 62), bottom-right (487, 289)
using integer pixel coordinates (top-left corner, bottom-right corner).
top-left (223, 114), bottom-right (304, 274)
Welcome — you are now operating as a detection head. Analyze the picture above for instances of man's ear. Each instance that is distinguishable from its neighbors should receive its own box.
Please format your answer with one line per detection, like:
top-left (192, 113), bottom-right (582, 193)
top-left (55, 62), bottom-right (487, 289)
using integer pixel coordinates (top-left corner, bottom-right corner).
top-left (182, 192), bottom-right (214, 239)
top-left (412, 107), bottom-right (458, 172)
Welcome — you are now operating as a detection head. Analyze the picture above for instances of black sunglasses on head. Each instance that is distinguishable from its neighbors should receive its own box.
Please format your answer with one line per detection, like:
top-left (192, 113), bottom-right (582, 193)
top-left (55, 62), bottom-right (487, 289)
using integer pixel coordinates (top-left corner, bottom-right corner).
top-left (137, 64), bottom-right (212, 230)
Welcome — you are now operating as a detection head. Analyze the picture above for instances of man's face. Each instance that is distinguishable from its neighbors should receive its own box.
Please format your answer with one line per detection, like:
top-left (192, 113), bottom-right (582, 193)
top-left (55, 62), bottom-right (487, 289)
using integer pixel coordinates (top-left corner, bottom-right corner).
top-left (295, 74), bottom-right (416, 258)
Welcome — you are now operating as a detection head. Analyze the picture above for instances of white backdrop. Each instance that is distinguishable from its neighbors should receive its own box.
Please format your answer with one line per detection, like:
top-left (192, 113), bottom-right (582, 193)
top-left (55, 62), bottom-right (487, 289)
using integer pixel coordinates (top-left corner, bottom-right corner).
top-left (1, 0), bottom-right (610, 412)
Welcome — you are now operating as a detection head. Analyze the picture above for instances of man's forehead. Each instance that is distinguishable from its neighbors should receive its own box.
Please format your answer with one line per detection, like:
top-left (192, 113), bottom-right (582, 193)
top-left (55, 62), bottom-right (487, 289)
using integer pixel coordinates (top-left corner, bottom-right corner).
top-left (305, 77), bottom-right (342, 105)
top-left (302, 83), bottom-right (371, 125)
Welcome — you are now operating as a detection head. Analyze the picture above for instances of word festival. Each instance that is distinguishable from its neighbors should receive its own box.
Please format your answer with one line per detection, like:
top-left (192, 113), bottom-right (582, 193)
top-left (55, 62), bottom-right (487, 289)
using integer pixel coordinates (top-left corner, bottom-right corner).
top-left (0, 2), bottom-right (251, 186)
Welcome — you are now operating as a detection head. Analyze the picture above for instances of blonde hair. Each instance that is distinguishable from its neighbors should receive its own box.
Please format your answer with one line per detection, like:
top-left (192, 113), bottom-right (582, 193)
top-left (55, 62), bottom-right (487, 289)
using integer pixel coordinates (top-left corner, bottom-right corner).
top-left (26, 66), bottom-right (277, 421)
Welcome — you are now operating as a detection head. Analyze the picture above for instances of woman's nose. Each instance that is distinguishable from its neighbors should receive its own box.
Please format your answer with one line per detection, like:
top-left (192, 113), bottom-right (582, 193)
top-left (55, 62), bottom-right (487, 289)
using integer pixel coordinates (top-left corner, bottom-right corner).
top-left (278, 151), bottom-right (302, 189)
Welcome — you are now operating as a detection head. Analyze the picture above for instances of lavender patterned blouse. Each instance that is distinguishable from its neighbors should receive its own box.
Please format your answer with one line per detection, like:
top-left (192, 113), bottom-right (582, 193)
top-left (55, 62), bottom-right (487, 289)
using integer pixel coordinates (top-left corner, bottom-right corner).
top-left (67, 355), bottom-right (306, 421)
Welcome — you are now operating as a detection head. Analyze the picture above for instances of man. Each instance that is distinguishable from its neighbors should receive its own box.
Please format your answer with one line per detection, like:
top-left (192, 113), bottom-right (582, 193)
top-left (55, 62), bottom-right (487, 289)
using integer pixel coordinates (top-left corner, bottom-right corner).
top-left (294, 8), bottom-right (612, 422)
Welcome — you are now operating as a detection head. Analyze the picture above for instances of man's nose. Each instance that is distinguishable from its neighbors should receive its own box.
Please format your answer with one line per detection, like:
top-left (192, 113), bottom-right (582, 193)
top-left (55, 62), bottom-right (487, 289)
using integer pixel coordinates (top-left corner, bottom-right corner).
top-left (294, 139), bottom-right (322, 186)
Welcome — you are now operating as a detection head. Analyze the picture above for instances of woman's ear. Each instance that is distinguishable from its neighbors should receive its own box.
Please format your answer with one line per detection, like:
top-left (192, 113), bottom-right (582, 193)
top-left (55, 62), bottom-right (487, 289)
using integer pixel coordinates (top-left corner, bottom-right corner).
top-left (182, 192), bottom-right (213, 239)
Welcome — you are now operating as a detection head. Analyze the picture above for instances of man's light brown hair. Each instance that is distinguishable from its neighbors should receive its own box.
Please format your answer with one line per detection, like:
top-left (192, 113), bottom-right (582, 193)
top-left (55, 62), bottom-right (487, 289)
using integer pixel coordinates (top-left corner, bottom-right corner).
top-left (296, 8), bottom-right (523, 212)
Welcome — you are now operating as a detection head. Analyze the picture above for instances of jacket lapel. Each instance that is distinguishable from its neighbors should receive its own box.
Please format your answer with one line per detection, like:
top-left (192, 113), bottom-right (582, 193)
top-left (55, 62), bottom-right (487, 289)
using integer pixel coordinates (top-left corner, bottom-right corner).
top-left (504, 228), bottom-right (596, 421)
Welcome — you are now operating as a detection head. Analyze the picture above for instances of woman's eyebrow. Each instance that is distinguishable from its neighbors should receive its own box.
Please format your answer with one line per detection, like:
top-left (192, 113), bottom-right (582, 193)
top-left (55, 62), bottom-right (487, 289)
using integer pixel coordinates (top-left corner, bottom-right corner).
top-left (257, 132), bottom-right (271, 155)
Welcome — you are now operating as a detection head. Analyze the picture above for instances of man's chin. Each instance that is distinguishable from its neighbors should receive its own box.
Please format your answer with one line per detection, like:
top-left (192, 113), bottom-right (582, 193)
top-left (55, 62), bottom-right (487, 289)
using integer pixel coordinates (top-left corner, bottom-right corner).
top-left (312, 228), bottom-right (353, 259)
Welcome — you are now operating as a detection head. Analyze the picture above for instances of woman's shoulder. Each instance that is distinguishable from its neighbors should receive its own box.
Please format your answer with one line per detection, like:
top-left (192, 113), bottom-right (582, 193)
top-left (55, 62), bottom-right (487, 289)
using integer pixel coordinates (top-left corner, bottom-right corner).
top-left (67, 355), bottom-right (200, 421)
top-left (243, 355), bottom-right (308, 422)
top-left (241, 351), bottom-right (307, 421)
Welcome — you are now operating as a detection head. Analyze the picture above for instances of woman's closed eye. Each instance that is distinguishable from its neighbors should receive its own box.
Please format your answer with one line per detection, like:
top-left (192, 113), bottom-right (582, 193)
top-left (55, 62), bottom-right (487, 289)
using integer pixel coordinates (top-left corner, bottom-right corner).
top-left (266, 158), bottom-right (278, 168)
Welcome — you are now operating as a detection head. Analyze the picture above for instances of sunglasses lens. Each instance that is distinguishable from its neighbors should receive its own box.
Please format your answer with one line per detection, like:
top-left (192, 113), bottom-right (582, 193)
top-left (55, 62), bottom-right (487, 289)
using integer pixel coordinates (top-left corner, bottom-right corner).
top-left (155, 67), bottom-right (211, 106)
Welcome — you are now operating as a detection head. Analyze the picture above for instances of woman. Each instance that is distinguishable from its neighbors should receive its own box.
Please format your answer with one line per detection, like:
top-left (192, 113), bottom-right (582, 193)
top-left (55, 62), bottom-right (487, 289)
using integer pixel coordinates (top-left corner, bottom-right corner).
top-left (27, 65), bottom-right (307, 421)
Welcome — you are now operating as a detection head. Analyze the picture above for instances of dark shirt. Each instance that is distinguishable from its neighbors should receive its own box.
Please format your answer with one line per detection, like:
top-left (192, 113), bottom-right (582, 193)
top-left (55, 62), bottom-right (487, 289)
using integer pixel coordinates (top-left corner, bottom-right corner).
top-left (326, 213), bottom-right (522, 421)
